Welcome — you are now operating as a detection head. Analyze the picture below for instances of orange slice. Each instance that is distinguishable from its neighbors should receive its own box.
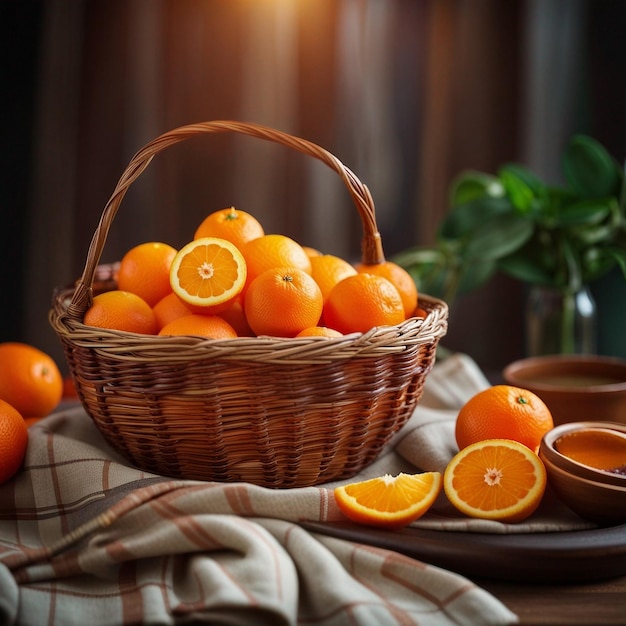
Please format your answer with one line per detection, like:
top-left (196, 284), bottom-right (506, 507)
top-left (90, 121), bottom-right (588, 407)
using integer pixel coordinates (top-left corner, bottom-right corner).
top-left (334, 472), bottom-right (442, 529)
top-left (170, 237), bottom-right (247, 309)
top-left (443, 439), bottom-right (547, 522)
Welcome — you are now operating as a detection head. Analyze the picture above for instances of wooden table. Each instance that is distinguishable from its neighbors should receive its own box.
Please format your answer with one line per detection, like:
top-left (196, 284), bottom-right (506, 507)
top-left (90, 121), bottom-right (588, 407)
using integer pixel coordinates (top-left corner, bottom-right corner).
top-left (479, 575), bottom-right (626, 625)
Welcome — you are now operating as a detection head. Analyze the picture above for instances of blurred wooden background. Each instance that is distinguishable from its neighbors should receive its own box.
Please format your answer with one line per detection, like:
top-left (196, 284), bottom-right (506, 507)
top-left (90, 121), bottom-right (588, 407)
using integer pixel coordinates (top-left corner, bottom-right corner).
top-left (2, 0), bottom-right (625, 373)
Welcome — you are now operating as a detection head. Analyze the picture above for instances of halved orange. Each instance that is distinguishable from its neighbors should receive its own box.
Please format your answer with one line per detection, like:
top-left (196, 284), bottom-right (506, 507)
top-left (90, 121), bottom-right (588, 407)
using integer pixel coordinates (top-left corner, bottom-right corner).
top-left (444, 439), bottom-right (547, 522)
top-left (334, 472), bottom-right (442, 529)
top-left (170, 237), bottom-right (247, 309)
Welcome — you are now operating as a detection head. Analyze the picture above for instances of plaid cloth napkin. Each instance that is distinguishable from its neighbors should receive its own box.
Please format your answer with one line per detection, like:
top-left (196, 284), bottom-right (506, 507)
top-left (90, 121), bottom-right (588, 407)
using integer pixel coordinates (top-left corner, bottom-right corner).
top-left (1, 353), bottom-right (563, 626)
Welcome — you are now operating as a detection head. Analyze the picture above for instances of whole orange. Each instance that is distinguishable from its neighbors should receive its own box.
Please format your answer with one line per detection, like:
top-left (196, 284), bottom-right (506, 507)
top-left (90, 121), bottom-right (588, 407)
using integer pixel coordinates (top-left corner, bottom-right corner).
top-left (324, 273), bottom-right (405, 334)
top-left (303, 246), bottom-right (323, 258)
top-left (455, 385), bottom-right (554, 453)
top-left (0, 399), bottom-right (28, 484)
top-left (295, 326), bottom-right (343, 338)
top-left (355, 260), bottom-right (418, 318)
top-left (194, 206), bottom-right (265, 250)
top-left (84, 290), bottom-right (158, 335)
top-left (158, 314), bottom-right (237, 339)
top-left (310, 254), bottom-right (357, 301)
top-left (216, 298), bottom-right (255, 337)
top-left (24, 416), bottom-right (44, 429)
top-left (244, 267), bottom-right (323, 337)
top-left (0, 343), bottom-right (63, 418)
top-left (241, 234), bottom-right (312, 289)
top-left (152, 292), bottom-right (192, 331)
top-left (117, 242), bottom-right (178, 307)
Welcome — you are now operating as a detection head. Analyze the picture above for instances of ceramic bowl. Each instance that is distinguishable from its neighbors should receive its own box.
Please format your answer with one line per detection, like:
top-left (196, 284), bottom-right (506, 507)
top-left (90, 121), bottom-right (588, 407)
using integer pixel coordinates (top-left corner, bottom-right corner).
top-left (502, 355), bottom-right (626, 425)
top-left (539, 421), bottom-right (626, 525)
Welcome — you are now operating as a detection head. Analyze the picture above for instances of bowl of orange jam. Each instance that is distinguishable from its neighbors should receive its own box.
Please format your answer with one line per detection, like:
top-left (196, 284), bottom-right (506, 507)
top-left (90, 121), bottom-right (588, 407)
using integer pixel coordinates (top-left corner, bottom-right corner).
top-left (503, 355), bottom-right (626, 425)
top-left (539, 421), bottom-right (626, 525)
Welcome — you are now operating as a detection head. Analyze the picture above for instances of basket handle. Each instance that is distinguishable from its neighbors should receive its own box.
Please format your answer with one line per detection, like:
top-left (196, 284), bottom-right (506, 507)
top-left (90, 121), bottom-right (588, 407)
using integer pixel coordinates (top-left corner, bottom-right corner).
top-left (67, 120), bottom-right (386, 320)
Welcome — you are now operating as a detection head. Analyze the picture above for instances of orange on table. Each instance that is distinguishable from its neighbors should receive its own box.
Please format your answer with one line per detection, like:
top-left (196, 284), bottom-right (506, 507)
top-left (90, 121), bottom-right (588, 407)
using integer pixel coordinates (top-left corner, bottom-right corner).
top-left (455, 385), bottom-right (554, 453)
top-left (0, 342), bottom-right (63, 418)
top-left (334, 472), bottom-right (442, 529)
top-left (117, 241), bottom-right (178, 307)
top-left (158, 314), bottom-right (237, 339)
top-left (84, 290), bottom-right (158, 335)
top-left (194, 206), bottom-right (265, 250)
top-left (443, 439), bottom-right (547, 522)
top-left (324, 273), bottom-right (405, 334)
top-left (0, 398), bottom-right (28, 484)
top-left (295, 326), bottom-right (343, 338)
top-left (170, 237), bottom-right (247, 310)
top-left (241, 234), bottom-right (312, 288)
top-left (355, 260), bottom-right (418, 318)
top-left (309, 254), bottom-right (357, 301)
top-left (244, 267), bottom-right (323, 337)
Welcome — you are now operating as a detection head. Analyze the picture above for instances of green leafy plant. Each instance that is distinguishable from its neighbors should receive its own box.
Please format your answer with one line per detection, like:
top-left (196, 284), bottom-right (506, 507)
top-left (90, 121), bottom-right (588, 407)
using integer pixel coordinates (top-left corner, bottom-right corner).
top-left (394, 135), bottom-right (626, 306)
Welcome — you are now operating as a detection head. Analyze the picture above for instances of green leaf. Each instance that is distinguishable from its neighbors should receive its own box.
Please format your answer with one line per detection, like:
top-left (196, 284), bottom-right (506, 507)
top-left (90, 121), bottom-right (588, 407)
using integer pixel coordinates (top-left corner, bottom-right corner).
top-left (392, 247), bottom-right (455, 301)
top-left (605, 246), bottom-right (626, 278)
top-left (462, 213), bottom-right (535, 261)
top-left (563, 135), bottom-right (622, 198)
top-left (571, 222), bottom-right (616, 246)
top-left (543, 187), bottom-right (579, 214)
top-left (498, 253), bottom-right (556, 286)
top-left (499, 169), bottom-right (534, 213)
top-left (498, 164), bottom-right (545, 195)
top-left (391, 247), bottom-right (447, 269)
top-left (438, 196), bottom-right (512, 240)
top-left (449, 171), bottom-right (503, 206)
top-left (552, 199), bottom-right (613, 227)
top-left (457, 258), bottom-right (498, 293)
top-left (405, 263), bottom-right (453, 302)
top-left (498, 164), bottom-right (548, 215)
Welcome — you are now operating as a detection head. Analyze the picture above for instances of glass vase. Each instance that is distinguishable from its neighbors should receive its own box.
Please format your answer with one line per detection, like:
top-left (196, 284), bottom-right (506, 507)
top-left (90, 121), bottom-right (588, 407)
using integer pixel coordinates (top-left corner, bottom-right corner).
top-left (525, 285), bottom-right (597, 356)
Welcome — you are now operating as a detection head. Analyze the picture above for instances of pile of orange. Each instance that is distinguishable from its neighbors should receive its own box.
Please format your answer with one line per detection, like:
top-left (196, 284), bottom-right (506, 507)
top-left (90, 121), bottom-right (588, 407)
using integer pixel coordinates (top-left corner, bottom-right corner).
top-left (83, 206), bottom-right (421, 340)
top-left (0, 342), bottom-right (65, 485)
top-left (334, 385), bottom-right (554, 529)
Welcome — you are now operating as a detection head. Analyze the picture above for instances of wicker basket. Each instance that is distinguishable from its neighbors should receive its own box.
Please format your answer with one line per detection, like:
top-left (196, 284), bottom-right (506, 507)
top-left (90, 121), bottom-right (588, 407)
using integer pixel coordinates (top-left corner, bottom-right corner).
top-left (50, 121), bottom-right (448, 488)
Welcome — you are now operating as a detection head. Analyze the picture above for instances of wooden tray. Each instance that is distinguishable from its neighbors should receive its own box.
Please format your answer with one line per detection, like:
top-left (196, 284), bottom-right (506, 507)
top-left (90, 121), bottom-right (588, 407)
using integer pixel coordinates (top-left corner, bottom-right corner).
top-left (301, 521), bottom-right (626, 583)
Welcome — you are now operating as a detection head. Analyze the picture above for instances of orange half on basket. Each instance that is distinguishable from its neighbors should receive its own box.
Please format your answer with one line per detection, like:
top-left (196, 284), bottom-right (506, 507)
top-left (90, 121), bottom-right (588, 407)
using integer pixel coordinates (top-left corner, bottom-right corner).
top-left (169, 237), bottom-right (247, 309)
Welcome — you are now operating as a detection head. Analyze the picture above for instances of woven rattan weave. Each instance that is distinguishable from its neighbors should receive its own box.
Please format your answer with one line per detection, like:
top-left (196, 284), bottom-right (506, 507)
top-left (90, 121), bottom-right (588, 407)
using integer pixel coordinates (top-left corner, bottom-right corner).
top-left (50, 121), bottom-right (448, 488)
